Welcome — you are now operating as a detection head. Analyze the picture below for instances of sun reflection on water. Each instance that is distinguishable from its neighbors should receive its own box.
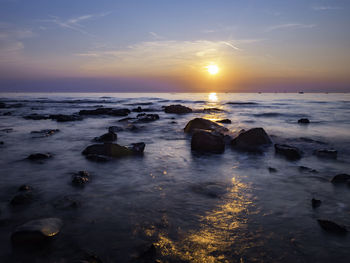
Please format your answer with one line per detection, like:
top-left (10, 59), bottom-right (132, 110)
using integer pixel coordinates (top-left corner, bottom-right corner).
top-left (209, 92), bottom-right (219, 102)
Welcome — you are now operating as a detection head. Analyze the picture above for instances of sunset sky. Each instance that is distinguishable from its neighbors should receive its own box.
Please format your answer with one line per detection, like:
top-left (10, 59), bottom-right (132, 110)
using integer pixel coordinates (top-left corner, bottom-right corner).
top-left (0, 0), bottom-right (349, 92)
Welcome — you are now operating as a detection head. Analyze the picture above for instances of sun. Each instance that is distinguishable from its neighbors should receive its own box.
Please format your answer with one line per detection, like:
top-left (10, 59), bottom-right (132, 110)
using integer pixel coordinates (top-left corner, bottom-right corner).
top-left (206, 64), bottom-right (219, 75)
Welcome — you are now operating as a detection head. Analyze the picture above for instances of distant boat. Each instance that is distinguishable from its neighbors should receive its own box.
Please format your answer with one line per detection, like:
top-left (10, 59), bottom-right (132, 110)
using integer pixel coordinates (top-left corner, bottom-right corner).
top-left (298, 91), bottom-right (304, 94)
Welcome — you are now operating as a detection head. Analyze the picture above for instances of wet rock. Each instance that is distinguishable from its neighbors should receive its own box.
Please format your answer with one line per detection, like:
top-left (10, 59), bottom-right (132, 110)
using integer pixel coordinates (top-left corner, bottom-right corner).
top-left (231, 128), bottom-right (272, 152)
top-left (10, 192), bottom-right (33, 206)
top-left (216, 119), bottom-right (231, 124)
top-left (137, 244), bottom-right (157, 262)
top-left (27, 153), bottom-right (52, 161)
top-left (128, 142), bottom-right (146, 154)
top-left (201, 108), bottom-right (224, 113)
top-left (49, 114), bottom-right (83, 122)
top-left (314, 149), bottom-right (337, 159)
top-left (136, 113), bottom-right (159, 122)
top-left (11, 218), bottom-right (63, 244)
top-left (132, 106), bottom-right (143, 112)
top-left (79, 107), bottom-right (130, 116)
top-left (331, 173), bottom-right (350, 184)
top-left (85, 154), bottom-right (110, 162)
top-left (118, 117), bottom-right (135, 122)
top-left (53, 195), bottom-right (81, 210)
top-left (72, 171), bottom-right (90, 187)
top-left (78, 252), bottom-right (103, 263)
top-left (191, 130), bottom-right (225, 153)
top-left (18, 185), bottom-right (33, 191)
top-left (298, 118), bottom-right (310, 124)
top-left (109, 108), bottom-right (131, 116)
top-left (268, 167), bottom-right (277, 173)
top-left (31, 129), bottom-right (60, 138)
top-left (299, 166), bottom-right (318, 173)
top-left (317, 219), bottom-right (347, 235)
top-left (312, 198), bottom-right (322, 208)
top-left (274, 144), bottom-right (302, 160)
top-left (184, 118), bottom-right (228, 134)
top-left (3, 111), bottom-right (12, 116)
top-left (0, 141), bottom-right (3, 145)
top-left (164, 104), bottom-right (192, 114)
top-left (82, 143), bottom-right (134, 158)
top-left (108, 126), bottom-right (124, 133)
top-left (23, 114), bottom-right (50, 120)
top-left (0, 128), bottom-right (13, 133)
top-left (0, 102), bottom-right (6, 108)
top-left (191, 182), bottom-right (228, 198)
top-left (94, 131), bottom-right (117, 143)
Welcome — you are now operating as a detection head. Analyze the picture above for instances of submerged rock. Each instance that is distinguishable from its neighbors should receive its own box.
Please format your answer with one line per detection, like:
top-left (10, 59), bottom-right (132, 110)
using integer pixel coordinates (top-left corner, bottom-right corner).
top-left (79, 108), bottom-right (130, 116)
top-left (231, 128), bottom-right (271, 152)
top-left (27, 153), bottom-right (52, 161)
top-left (53, 195), bottom-right (81, 210)
top-left (136, 113), bottom-right (159, 122)
top-left (274, 144), bottom-right (302, 160)
top-left (128, 142), bottom-right (146, 154)
top-left (184, 118), bottom-right (228, 134)
top-left (216, 119), bottom-right (231, 124)
top-left (82, 143), bottom-right (145, 159)
top-left (268, 167), bottom-right (277, 173)
top-left (0, 102), bottom-right (6, 108)
top-left (23, 114), bottom-right (50, 120)
top-left (299, 166), bottom-right (318, 173)
top-left (10, 192), bottom-right (33, 206)
top-left (94, 131), bottom-right (117, 143)
top-left (11, 218), bottom-right (63, 244)
top-left (18, 184), bottom-right (33, 191)
top-left (317, 219), bottom-right (347, 235)
top-left (331, 173), bottom-right (350, 184)
top-left (85, 154), bottom-right (110, 162)
top-left (108, 126), bottom-right (124, 133)
top-left (298, 118), bottom-right (310, 124)
top-left (72, 171), bottom-right (90, 187)
top-left (49, 114), bottom-right (83, 122)
top-left (314, 149), bottom-right (337, 159)
top-left (191, 182), bottom-right (228, 198)
top-left (312, 198), bottom-right (322, 208)
top-left (0, 141), bottom-right (3, 145)
top-left (164, 104), bottom-right (192, 114)
top-left (31, 129), bottom-right (60, 138)
top-left (191, 130), bottom-right (225, 153)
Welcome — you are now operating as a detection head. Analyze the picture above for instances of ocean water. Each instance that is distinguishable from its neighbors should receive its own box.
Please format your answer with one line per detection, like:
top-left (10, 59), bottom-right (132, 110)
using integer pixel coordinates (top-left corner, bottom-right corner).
top-left (0, 92), bottom-right (349, 262)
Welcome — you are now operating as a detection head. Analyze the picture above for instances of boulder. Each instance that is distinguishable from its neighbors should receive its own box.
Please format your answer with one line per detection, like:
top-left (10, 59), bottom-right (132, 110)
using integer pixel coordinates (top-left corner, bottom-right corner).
top-left (94, 131), bottom-right (117, 142)
top-left (274, 144), bottom-right (302, 160)
top-left (136, 113), bottom-right (159, 122)
top-left (49, 114), bottom-right (83, 122)
top-left (82, 143), bottom-right (134, 158)
top-left (11, 218), bottom-right (63, 244)
top-left (317, 219), bottom-right (347, 235)
top-left (216, 119), bottom-right (231, 124)
top-left (314, 149), bottom-right (337, 159)
top-left (164, 104), bottom-right (192, 114)
top-left (298, 118), bottom-right (310, 124)
top-left (231, 128), bottom-right (271, 151)
top-left (331, 173), bottom-right (350, 184)
top-left (191, 130), bottom-right (225, 153)
top-left (27, 153), bottom-right (52, 161)
top-left (184, 118), bottom-right (228, 134)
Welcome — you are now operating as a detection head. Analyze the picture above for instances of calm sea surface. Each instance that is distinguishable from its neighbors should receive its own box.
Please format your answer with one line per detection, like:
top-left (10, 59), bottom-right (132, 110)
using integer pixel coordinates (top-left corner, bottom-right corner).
top-left (0, 93), bottom-right (349, 262)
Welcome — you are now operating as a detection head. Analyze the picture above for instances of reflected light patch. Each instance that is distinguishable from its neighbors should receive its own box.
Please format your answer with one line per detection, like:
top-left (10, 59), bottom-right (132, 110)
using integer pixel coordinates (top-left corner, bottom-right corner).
top-left (208, 92), bottom-right (218, 102)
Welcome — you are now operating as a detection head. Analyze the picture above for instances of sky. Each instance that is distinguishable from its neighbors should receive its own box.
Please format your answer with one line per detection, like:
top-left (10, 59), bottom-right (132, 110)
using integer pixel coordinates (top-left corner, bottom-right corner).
top-left (0, 0), bottom-right (349, 92)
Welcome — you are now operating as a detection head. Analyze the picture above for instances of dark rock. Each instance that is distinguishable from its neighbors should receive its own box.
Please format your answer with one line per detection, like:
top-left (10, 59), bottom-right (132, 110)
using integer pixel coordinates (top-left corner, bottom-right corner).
top-left (79, 107), bottom-right (130, 116)
top-left (31, 129), bottom-right (60, 138)
top-left (72, 171), bottom-right (90, 187)
top-left (82, 143), bottom-right (134, 158)
top-left (0, 141), bottom-right (3, 145)
top-left (268, 167), bottom-right (277, 173)
top-left (314, 149), bottom-right (337, 159)
top-left (128, 142), bottom-right (145, 154)
top-left (7, 103), bottom-right (23, 108)
top-left (231, 128), bottom-right (272, 152)
top-left (331, 174), bottom-right (350, 184)
top-left (299, 166), bottom-right (318, 173)
top-left (136, 113), bottom-right (159, 122)
top-left (23, 114), bottom-right (50, 120)
top-left (191, 182), bottom-right (228, 198)
top-left (184, 118), bottom-right (228, 134)
top-left (94, 131), bottom-right (117, 142)
top-left (138, 244), bottom-right (157, 261)
top-left (298, 118), bottom-right (310, 124)
top-left (312, 198), bottom-right (322, 208)
top-left (274, 144), bottom-right (302, 160)
top-left (317, 219), bottom-right (347, 235)
top-left (132, 106), bottom-right (143, 112)
top-left (109, 108), bottom-right (131, 116)
top-left (85, 154), bottom-right (110, 162)
top-left (18, 185), bottom-right (32, 191)
top-left (108, 126), bottom-right (124, 133)
top-left (10, 192), bottom-right (33, 205)
top-left (3, 111), bottom-right (12, 116)
top-left (216, 119), bottom-right (231, 124)
top-left (11, 218), bottom-right (63, 244)
top-left (118, 117), bottom-right (135, 122)
top-left (164, 104), bottom-right (192, 114)
top-left (191, 130), bottom-right (225, 153)
top-left (53, 195), bottom-right (81, 210)
top-left (0, 128), bottom-right (13, 133)
top-left (202, 108), bottom-right (224, 113)
top-left (49, 114), bottom-right (83, 122)
top-left (27, 153), bottom-right (52, 160)
top-left (0, 102), bottom-right (6, 108)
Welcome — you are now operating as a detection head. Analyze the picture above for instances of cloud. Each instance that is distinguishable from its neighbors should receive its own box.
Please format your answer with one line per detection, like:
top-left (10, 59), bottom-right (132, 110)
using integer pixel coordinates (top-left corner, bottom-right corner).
top-left (312, 6), bottom-right (342, 11)
top-left (40, 12), bottom-right (110, 36)
top-left (149, 31), bottom-right (164, 40)
top-left (265, 23), bottom-right (316, 32)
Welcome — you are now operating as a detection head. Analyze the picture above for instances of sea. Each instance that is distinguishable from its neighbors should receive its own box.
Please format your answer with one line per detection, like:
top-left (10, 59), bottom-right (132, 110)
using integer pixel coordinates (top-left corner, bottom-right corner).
top-left (0, 92), bottom-right (349, 262)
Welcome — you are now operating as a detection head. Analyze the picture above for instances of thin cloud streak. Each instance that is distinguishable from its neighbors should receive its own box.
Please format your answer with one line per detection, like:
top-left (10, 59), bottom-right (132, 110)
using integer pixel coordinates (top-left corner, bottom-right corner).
top-left (265, 23), bottom-right (316, 32)
top-left (312, 6), bottom-right (342, 11)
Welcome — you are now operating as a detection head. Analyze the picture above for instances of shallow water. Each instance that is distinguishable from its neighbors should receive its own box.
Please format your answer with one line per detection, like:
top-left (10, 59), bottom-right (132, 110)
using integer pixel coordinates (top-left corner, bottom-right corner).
top-left (0, 92), bottom-right (349, 262)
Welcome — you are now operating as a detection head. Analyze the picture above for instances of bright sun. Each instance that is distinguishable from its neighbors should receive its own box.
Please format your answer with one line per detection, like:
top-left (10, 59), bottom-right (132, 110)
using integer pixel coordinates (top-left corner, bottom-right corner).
top-left (206, 64), bottom-right (219, 75)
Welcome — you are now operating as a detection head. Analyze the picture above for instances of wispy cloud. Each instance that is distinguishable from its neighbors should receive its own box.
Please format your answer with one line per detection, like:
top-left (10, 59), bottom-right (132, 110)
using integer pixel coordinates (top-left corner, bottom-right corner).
top-left (149, 31), bottom-right (164, 40)
top-left (265, 23), bottom-right (316, 32)
top-left (312, 6), bottom-right (342, 11)
top-left (40, 12), bottom-right (110, 36)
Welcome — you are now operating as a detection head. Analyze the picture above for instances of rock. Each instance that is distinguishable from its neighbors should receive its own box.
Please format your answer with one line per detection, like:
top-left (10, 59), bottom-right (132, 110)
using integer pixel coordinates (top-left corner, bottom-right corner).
top-left (79, 108), bottom-right (130, 116)
top-left (138, 244), bottom-right (157, 261)
top-left (298, 118), bottom-right (310, 124)
top-left (82, 143), bottom-right (134, 158)
top-left (94, 131), bottom-right (117, 142)
top-left (136, 113), bottom-right (159, 122)
top-left (109, 108), bottom-right (131, 116)
top-left (3, 111), bottom-right (12, 116)
top-left (31, 129), bottom-right (60, 138)
top-left (49, 114), bottom-right (83, 122)
top-left (72, 171), bottom-right (90, 187)
top-left (164, 104), bottom-right (192, 114)
top-left (216, 119), bottom-right (231, 124)
top-left (314, 149), bottom-right (337, 159)
top-left (317, 219), bottom-right (347, 235)
top-left (23, 114), bottom-right (50, 120)
top-left (331, 173), bottom-right (350, 184)
top-left (10, 192), bottom-right (33, 206)
top-left (132, 106), bottom-right (143, 112)
top-left (0, 141), bottom-right (3, 145)
top-left (299, 166), bottom-right (318, 173)
top-left (191, 182), bottom-right (228, 198)
top-left (201, 108), bottom-right (224, 113)
top-left (108, 126), bottom-right (124, 133)
top-left (191, 130), bottom-right (225, 153)
top-left (312, 198), bottom-right (322, 208)
top-left (53, 195), bottom-right (81, 210)
top-left (268, 167), bottom-right (277, 173)
top-left (231, 128), bottom-right (272, 151)
top-left (11, 218), bottom-right (63, 244)
top-left (27, 153), bottom-right (52, 160)
top-left (19, 185), bottom-right (33, 191)
top-left (0, 102), bottom-right (6, 108)
top-left (85, 154), bottom-right (110, 162)
top-left (128, 142), bottom-right (145, 154)
top-left (184, 118), bottom-right (228, 134)
top-left (118, 117), bottom-right (135, 122)
top-left (274, 144), bottom-right (302, 160)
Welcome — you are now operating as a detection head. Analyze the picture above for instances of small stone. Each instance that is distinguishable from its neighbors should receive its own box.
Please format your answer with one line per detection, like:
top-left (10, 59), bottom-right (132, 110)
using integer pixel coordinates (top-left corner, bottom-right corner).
top-left (312, 198), bottom-right (322, 208)
top-left (94, 131), bottom-right (117, 142)
top-left (72, 171), bottom-right (90, 187)
top-left (129, 142), bottom-right (145, 154)
top-left (136, 113), bottom-right (159, 122)
top-left (216, 119), bottom-right (231, 124)
top-left (298, 118), bottom-right (310, 124)
top-left (27, 153), bottom-right (52, 160)
top-left (317, 219), bottom-right (347, 235)
top-left (108, 126), bottom-right (124, 133)
top-left (268, 167), bottom-right (277, 173)
top-left (18, 185), bottom-right (32, 191)
top-left (314, 149), bottom-right (337, 159)
top-left (49, 114), bottom-right (83, 122)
